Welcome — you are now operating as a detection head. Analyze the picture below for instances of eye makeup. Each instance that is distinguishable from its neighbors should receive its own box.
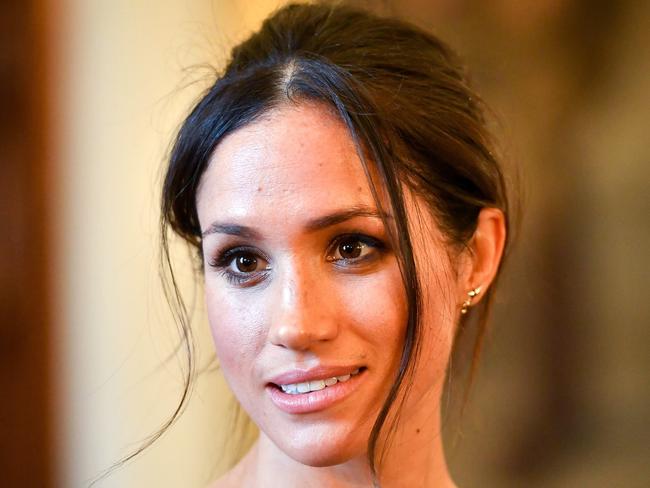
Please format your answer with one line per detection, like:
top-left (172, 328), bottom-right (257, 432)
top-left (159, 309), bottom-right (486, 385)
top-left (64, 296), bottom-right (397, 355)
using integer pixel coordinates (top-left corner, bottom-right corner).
top-left (325, 233), bottom-right (387, 269)
top-left (208, 245), bottom-right (271, 286)
top-left (206, 228), bottom-right (390, 287)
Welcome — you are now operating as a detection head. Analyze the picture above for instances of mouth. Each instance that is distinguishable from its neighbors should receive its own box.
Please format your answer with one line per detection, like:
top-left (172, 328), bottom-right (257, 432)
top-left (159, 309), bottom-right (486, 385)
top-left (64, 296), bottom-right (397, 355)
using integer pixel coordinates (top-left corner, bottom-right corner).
top-left (266, 367), bottom-right (367, 414)
top-left (274, 367), bottom-right (364, 395)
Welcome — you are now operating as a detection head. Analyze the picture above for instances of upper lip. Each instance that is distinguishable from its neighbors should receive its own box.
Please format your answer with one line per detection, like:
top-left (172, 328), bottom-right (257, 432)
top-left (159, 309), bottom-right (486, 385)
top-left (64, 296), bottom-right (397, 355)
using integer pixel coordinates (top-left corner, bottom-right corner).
top-left (267, 365), bottom-right (364, 386)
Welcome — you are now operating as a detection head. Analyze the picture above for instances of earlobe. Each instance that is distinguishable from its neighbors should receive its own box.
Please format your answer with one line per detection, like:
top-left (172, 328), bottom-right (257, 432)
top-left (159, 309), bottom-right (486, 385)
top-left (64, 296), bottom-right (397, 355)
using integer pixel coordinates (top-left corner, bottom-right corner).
top-left (460, 207), bottom-right (507, 309)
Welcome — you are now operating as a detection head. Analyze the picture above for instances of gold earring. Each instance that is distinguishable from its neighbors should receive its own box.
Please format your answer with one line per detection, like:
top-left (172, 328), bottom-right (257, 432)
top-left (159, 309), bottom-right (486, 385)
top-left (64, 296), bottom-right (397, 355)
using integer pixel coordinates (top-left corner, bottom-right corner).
top-left (460, 285), bottom-right (482, 315)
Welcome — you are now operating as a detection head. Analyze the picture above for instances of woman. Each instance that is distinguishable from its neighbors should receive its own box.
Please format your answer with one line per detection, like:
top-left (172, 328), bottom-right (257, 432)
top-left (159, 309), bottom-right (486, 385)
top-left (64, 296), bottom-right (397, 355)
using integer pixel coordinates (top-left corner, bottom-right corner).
top-left (161, 3), bottom-right (510, 487)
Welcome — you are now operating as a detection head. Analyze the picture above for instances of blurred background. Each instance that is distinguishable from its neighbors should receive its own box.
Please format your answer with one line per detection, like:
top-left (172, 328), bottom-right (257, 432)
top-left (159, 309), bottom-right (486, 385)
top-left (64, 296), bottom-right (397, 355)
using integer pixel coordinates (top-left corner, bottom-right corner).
top-left (1, 0), bottom-right (648, 486)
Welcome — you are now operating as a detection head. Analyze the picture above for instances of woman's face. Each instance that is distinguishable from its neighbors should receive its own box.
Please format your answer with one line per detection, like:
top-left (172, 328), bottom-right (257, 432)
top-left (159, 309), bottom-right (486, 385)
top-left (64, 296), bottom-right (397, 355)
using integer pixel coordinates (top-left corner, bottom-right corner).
top-left (196, 103), bottom-right (458, 467)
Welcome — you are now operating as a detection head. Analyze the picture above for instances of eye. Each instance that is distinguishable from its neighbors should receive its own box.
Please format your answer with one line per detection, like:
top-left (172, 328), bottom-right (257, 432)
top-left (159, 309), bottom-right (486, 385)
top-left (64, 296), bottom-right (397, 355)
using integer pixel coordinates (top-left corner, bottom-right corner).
top-left (336, 238), bottom-right (366, 260)
top-left (231, 253), bottom-right (263, 273)
top-left (209, 246), bottom-right (270, 286)
top-left (327, 234), bottom-right (384, 265)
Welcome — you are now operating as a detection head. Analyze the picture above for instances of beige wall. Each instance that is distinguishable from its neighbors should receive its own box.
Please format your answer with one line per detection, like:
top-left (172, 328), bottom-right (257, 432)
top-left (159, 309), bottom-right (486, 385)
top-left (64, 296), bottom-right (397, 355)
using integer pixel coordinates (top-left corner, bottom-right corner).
top-left (56, 1), bottom-right (285, 487)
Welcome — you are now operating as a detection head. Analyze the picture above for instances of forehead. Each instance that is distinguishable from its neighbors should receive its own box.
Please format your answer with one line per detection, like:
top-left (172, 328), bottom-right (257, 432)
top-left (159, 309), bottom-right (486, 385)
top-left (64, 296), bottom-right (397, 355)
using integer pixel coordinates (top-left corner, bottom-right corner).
top-left (196, 103), bottom-right (375, 225)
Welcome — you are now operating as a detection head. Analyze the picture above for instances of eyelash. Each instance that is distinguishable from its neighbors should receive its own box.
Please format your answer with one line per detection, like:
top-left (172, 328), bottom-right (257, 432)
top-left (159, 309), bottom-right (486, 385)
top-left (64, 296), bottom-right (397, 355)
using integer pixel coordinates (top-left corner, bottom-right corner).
top-left (208, 233), bottom-right (386, 286)
top-left (327, 233), bottom-right (386, 267)
top-left (208, 245), bottom-right (270, 286)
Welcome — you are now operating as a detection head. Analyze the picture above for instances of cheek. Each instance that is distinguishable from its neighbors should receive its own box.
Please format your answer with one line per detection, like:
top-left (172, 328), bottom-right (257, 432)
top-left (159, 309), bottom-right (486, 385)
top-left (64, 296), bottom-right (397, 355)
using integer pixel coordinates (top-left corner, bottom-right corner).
top-left (421, 293), bottom-right (454, 370)
top-left (404, 191), bottom-right (458, 363)
top-left (415, 258), bottom-right (458, 391)
top-left (204, 284), bottom-right (266, 383)
top-left (337, 266), bottom-right (408, 356)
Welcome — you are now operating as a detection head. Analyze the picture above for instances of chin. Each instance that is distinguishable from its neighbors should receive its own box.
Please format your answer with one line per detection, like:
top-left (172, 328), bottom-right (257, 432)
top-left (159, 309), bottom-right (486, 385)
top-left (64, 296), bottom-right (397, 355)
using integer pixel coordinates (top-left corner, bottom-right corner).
top-left (288, 447), bottom-right (357, 468)
top-left (285, 447), bottom-right (362, 468)
top-left (270, 427), bottom-right (367, 467)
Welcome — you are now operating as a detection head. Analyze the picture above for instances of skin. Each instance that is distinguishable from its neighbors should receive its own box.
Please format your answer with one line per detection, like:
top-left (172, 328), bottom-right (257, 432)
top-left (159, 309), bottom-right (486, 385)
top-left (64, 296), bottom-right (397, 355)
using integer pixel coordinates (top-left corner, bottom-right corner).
top-left (197, 102), bottom-right (506, 487)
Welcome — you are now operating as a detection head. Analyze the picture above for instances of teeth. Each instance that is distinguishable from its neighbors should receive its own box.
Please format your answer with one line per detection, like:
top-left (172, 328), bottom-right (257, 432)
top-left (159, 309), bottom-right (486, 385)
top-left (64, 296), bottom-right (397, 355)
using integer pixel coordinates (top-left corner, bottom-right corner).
top-left (280, 384), bottom-right (298, 394)
top-left (309, 379), bottom-right (326, 391)
top-left (279, 368), bottom-right (362, 395)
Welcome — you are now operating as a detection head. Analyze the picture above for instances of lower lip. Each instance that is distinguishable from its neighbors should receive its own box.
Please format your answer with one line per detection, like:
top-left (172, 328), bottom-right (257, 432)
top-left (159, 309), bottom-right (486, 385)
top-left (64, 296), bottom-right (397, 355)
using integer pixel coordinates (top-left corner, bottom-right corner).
top-left (266, 370), bottom-right (365, 414)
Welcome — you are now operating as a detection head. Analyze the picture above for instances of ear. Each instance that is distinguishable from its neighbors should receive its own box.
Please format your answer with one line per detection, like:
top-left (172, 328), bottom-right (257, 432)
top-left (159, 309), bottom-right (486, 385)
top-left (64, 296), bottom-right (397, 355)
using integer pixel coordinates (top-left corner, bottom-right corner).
top-left (459, 208), bottom-right (507, 306)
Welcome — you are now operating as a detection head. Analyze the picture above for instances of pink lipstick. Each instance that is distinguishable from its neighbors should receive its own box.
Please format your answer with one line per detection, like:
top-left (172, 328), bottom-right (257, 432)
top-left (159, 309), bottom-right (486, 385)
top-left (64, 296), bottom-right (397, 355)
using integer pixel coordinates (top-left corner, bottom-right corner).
top-left (266, 366), bottom-right (366, 414)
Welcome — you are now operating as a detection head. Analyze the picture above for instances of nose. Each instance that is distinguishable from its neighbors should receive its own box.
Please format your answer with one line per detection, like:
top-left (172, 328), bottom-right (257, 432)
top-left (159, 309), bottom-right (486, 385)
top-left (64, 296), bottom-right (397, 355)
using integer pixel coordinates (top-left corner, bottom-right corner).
top-left (268, 265), bottom-right (338, 350)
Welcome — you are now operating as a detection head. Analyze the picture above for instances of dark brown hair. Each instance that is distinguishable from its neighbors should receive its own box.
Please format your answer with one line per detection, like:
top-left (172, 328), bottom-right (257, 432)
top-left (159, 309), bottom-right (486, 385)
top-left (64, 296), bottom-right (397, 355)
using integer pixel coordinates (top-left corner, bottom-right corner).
top-left (103, 2), bottom-right (511, 485)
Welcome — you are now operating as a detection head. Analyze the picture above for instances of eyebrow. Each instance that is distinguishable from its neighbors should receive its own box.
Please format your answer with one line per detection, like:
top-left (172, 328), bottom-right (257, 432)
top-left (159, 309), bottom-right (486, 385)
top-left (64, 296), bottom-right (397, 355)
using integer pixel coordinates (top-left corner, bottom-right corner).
top-left (201, 205), bottom-right (386, 239)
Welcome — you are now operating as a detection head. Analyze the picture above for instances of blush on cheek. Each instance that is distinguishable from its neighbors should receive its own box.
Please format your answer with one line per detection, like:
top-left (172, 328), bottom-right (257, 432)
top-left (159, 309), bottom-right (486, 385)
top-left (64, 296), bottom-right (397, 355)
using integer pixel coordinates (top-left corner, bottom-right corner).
top-left (211, 324), bottom-right (243, 369)
top-left (337, 269), bottom-right (407, 353)
top-left (205, 291), bottom-right (264, 378)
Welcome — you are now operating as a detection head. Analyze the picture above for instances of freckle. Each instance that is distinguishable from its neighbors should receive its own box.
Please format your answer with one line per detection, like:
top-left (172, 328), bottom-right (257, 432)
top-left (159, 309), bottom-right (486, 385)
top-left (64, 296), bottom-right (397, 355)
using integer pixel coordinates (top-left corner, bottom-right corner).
top-left (416, 428), bottom-right (420, 434)
top-left (257, 186), bottom-right (263, 192)
top-left (357, 186), bottom-right (362, 193)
